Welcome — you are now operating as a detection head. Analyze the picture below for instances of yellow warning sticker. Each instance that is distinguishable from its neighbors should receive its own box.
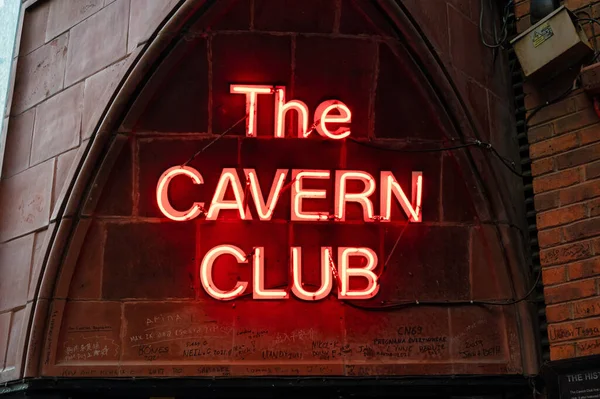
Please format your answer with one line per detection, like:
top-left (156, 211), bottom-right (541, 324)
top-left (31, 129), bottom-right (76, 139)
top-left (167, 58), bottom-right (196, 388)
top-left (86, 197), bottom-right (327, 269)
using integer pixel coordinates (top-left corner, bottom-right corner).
top-left (532, 22), bottom-right (554, 48)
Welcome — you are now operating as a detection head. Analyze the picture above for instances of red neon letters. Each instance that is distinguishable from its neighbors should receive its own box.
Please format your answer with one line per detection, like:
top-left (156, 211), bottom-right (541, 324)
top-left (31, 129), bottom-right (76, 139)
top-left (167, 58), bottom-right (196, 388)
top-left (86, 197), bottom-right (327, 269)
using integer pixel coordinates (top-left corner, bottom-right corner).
top-left (199, 245), bottom-right (379, 301)
top-left (230, 84), bottom-right (351, 138)
top-left (157, 85), bottom-right (424, 302)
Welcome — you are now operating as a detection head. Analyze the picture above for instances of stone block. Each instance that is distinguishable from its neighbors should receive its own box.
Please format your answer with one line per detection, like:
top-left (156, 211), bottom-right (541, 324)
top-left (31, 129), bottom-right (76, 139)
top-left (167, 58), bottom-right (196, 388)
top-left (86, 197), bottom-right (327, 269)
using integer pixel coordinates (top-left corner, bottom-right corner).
top-left (0, 159), bottom-right (53, 242)
top-left (135, 38), bottom-right (209, 133)
top-left (52, 148), bottom-right (79, 211)
top-left (30, 83), bottom-right (82, 166)
top-left (212, 33), bottom-right (291, 136)
top-left (1, 109), bottom-right (35, 177)
top-left (254, 0), bottom-right (335, 33)
top-left (470, 225), bottom-right (512, 299)
top-left (339, 0), bottom-right (396, 37)
top-left (344, 306), bottom-right (450, 362)
top-left (29, 228), bottom-right (48, 300)
top-left (0, 312), bottom-right (9, 369)
top-left (381, 225), bottom-right (471, 301)
top-left (102, 221), bottom-right (196, 299)
top-left (95, 138), bottom-right (133, 216)
top-left (45, 0), bottom-right (104, 41)
top-left (448, 4), bottom-right (490, 86)
top-left (128, 0), bottom-right (179, 53)
top-left (295, 36), bottom-right (375, 138)
top-left (82, 59), bottom-right (127, 139)
top-left (450, 306), bottom-right (508, 362)
top-left (138, 137), bottom-right (238, 217)
top-left (442, 153), bottom-right (478, 222)
top-left (0, 234), bottom-right (34, 313)
top-left (401, 0), bottom-right (449, 55)
top-left (2, 305), bottom-right (28, 381)
top-left (11, 33), bottom-right (68, 114)
top-left (55, 301), bottom-right (121, 363)
top-left (69, 221), bottom-right (104, 299)
top-left (65, 0), bottom-right (128, 86)
top-left (122, 301), bottom-right (235, 363)
top-left (192, 0), bottom-right (250, 31)
top-left (375, 43), bottom-right (444, 140)
top-left (20, 0), bottom-right (50, 55)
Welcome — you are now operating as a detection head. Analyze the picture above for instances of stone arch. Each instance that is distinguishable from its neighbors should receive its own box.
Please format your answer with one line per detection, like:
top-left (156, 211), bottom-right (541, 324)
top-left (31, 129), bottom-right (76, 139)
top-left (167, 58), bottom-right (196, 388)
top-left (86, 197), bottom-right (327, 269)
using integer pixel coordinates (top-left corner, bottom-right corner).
top-left (24, 0), bottom-right (539, 378)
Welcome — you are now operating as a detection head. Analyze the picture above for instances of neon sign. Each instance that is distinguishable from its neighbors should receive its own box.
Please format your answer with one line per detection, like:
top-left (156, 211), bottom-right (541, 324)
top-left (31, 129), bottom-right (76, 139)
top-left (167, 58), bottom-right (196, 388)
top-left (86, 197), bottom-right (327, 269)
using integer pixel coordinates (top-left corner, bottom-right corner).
top-left (156, 85), bottom-right (423, 301)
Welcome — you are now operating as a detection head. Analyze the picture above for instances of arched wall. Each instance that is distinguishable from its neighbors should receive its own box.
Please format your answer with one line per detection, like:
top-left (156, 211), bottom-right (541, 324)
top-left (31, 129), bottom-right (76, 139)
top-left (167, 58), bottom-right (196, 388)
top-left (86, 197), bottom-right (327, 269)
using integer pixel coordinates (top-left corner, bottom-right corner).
top-left (0, 0), bottom-right (536, 382)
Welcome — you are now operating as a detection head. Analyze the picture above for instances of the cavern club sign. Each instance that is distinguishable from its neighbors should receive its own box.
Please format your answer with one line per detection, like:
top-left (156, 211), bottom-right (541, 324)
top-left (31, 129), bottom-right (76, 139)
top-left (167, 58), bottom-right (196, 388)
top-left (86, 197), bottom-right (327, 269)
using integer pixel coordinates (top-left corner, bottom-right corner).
top-left (156, 85), bottom-right (423, 302)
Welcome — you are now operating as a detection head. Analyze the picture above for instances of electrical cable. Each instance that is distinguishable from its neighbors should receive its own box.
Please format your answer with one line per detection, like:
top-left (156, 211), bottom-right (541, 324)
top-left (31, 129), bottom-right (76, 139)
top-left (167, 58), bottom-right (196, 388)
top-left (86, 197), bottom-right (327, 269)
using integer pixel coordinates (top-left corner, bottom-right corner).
top-left (480, 0), bottom-right (513, 49)
top-left (525, 81), bottom-right (575, 125)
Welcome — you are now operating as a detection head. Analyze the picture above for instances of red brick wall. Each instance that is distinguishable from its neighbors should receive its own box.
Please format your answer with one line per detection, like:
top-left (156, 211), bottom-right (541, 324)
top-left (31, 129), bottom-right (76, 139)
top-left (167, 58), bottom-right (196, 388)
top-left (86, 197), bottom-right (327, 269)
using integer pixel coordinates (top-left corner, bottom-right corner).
top-left (516, 0), bottom-right (600, 360)
top-left (0, 0), bottom-right (535, 383)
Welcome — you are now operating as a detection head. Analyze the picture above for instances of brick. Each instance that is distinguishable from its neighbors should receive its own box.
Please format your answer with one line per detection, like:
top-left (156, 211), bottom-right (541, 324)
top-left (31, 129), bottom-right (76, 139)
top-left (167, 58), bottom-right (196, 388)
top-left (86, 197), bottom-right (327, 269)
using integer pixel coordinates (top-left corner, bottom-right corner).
top-left (546, 303), bottom-right (572, 322)
top-left (541, 241), bottom-right (593, 267)
top-left (535, 191), bottom-right (560, 211)
top-left (578, 124), bottom-right (600, 146)
top-left (543, 266), bottom-right (567, 285)
top-left (102, 222), bottom-right (196, 299)
top-left (1, 109), bottom-right (35, 177)
top-left (529, 133), bottom-right (578, 160)
top-left (20, 1), bottom-right (50, 55)
top-left (548, 317), bottom-right (600, 342)
top-left (30, 83), bottom-right (83, 166)
top-left (0, 234), bottom-right (34, 312)
top-left (531, 158), bottom-right (554, 176)
top-left (557, 143), bottom-right (600, 170)
top-left (11, 33), bottom-right (68, 114)
top-left (0, 312), bottom-right (9, 369)
top-left (574, 298), bottom-right (600, 319)
top-left (45, 0), bottom-right (103, 41)
top-left (587, 161), bottom-right (600, 179)
top-left (553, 109), bottom-right (599, 135)
top-left (537, 203), bottom-right (587, 230)
top-left (539, 227), bottom-right (563, 248)
top-left (563, 217), bottom-right (600, 242)
top-left (533, 168), bottom-right (581, 194)
top-left (296, 36), bottom-right (374, 138)
top-left (566, 0), bottom-right (593, 10)
top-left (550, 343), bottom-right (575, 360)
top-left (128, 0), bottom-right (179, 52)
top-left (527, 97), bottom-right (576, 126)
top-left (516, 14), bottom-right (531, 34)
top-left (577, 338), bottom-right (600, 356)
top-left (0, 159), bottom-right (53, 242)
top-left (560, 180), bottom-right (600, 205)
top-left (568, 257), bottom-right (600, 280)
top-left (82, 59), bottom-right (127, 139)
top-left (589, 198), bottom-right (600, 216)
top-left (527, 123), bottom-right (554, 143)
top-left (212, 34), bottom-right (290, 136)
top-left (52, 148), bottom-right (78, 210)
top-left (254, 0), bottom-right (335, 33)
top-left (65, 0), bottom-right (128, 86)
top-left (514, 0), bottom-right (530, 17)
top-left (544, 278), bottom-right (597, 304)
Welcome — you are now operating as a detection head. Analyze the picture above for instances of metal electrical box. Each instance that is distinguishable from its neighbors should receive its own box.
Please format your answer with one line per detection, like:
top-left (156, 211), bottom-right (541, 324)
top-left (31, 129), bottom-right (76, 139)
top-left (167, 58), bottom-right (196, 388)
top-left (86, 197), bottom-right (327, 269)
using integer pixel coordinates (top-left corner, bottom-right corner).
top-left (511, 6), bottom-right (593, 81)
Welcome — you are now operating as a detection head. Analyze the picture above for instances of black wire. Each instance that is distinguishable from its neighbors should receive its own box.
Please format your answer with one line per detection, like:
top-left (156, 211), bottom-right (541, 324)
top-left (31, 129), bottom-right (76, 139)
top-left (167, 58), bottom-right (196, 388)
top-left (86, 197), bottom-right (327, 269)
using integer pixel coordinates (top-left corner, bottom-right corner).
top-left (525, 83), bottom-right (575, 125)
top-left (348, 137), bottom-right (480, 153)
top-left (342, 269), bottom-right (541, 311)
